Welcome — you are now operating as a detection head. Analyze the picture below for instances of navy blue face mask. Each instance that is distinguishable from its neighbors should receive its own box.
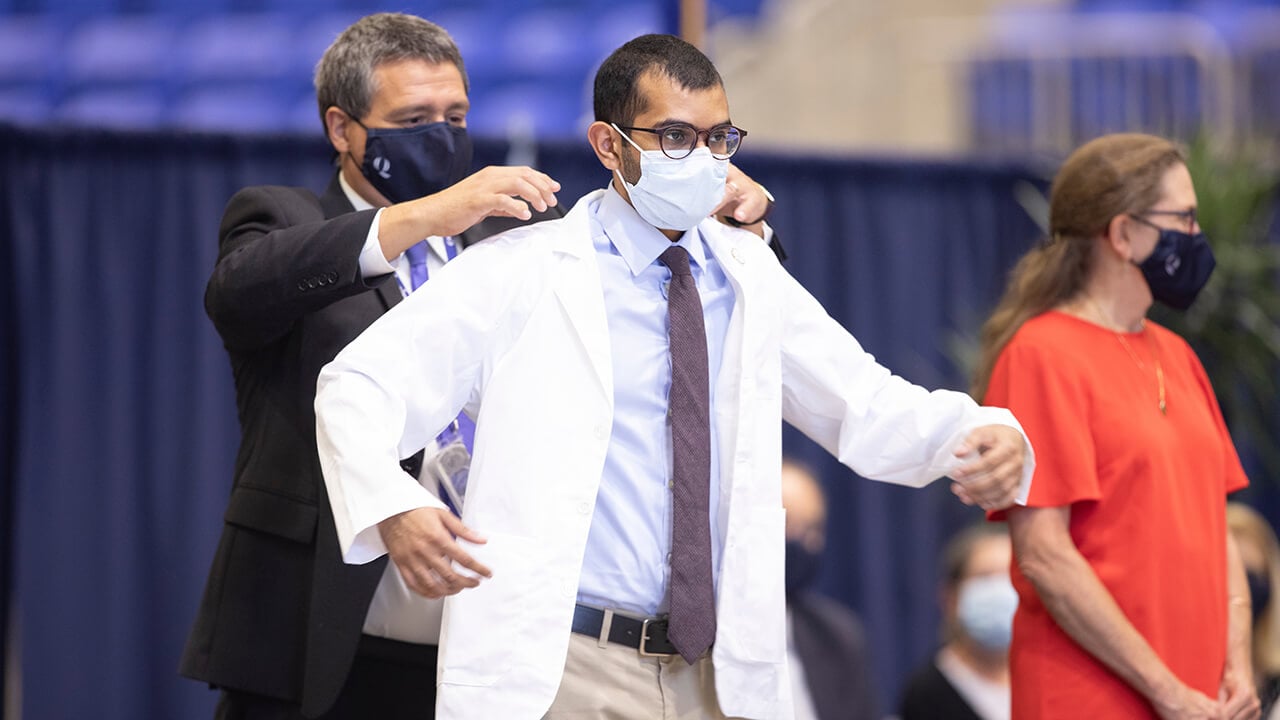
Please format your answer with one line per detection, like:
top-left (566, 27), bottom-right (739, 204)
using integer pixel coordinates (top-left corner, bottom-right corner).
top-left (1248, 569), bottom-right (1272, 624)
top-left (353, 118), bottom-right (473, 204)
top-left (1130, 215), bottom-right (1216, 311)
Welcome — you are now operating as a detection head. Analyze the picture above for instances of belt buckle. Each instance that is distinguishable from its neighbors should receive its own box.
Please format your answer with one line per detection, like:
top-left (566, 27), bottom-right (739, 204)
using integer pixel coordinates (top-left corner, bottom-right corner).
top-left (638, 617), bottom-right (675, 657)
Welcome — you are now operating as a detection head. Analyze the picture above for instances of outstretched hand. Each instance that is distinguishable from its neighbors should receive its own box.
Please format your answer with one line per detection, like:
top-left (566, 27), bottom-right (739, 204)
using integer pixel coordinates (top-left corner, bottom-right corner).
top-left (949, 424), bottom-right (1027, 510)
top-left (378, 506), bottom-right (492, 598)
top-left (379, 166), bottom-right (561, 258)
top-left (418, 165), bottom-right (561, 238)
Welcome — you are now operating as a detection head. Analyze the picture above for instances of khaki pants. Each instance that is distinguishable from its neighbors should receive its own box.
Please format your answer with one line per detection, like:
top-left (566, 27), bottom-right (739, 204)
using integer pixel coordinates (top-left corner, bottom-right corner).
top-left (543, 632), bottom-right (739, 720)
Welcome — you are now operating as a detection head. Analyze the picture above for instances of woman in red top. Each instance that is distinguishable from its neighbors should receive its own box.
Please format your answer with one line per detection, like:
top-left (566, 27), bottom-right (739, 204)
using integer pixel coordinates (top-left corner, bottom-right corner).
top-left (973, 133), bottom-right (1260, 720)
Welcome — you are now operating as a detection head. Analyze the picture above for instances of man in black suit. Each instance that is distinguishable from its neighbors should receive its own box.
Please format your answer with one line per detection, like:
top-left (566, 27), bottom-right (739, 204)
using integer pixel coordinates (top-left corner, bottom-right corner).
top-left (782, 458), bottom-right (880, 720)
top-left (177, 13), bottom-right (562, 720)
top-left (180, 12), bottom-right (778, 720)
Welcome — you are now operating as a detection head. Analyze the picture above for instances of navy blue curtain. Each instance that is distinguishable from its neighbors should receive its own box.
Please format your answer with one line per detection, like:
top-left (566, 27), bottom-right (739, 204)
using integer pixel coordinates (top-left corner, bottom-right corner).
top-left (2, 124), bottom-right (1277, 719)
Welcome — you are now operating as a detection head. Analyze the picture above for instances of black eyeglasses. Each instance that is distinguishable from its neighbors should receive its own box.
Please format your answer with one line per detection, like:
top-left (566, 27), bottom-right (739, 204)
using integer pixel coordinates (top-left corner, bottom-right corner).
top-left (1133, 208), bottom-right (1197, 232)
top-left (614, 122), bottom-right (746, 160)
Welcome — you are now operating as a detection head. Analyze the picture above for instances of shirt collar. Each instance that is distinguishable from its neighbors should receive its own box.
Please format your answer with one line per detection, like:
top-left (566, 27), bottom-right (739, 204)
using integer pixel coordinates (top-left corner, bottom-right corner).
top-left (597, 183), bottom-right (709, 277)
top-left (339, 171), bottom-right (375, 212)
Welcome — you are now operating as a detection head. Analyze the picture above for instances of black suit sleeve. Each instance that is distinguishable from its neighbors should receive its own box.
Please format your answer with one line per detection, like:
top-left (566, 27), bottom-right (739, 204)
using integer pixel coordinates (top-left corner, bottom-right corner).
top-left (205, 185), bottom-right (380, 351)
top-left (768, 234), bottom-right (787, 262)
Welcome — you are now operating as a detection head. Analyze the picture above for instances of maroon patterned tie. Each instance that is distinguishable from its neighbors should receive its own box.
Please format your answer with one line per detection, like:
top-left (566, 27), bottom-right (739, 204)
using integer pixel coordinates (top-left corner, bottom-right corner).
top-left (659, 245), bottom-right (715, 664)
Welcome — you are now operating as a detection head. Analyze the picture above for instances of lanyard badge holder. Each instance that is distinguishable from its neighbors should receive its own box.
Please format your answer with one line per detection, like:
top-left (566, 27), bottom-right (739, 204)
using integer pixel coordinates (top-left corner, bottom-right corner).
top-left (418, 418), bottom-right (470, 514)
top-left (406, 239), bottom-right (469, 513)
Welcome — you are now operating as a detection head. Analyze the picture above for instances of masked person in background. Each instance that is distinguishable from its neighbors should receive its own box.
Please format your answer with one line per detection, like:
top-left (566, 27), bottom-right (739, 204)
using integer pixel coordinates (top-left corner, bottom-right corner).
top-left (1226, 503), bottom-right (1280, 719)
top-left (182, 13), bottom-right (780, 720)
top-left (974, 133), bottom-right (1259, 720)
top-left (781, 458), bottom-right (878, 720)
top-left (314, 33), bottom-right (1032, 720)
top-left (901, 523), bottom-right (1016, 720)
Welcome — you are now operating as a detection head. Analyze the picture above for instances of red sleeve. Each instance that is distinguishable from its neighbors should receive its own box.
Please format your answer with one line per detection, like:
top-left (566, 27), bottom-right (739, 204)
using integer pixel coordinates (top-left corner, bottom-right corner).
top-left (1181, 339), bottom-right (1249, 495)
top-left (986, 329), bottom-right (1100, 516)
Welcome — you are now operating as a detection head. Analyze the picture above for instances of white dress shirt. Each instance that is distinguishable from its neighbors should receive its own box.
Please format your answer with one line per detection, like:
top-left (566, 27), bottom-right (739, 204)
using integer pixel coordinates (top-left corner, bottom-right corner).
top-left (575, 186), bottom-right (733, 615)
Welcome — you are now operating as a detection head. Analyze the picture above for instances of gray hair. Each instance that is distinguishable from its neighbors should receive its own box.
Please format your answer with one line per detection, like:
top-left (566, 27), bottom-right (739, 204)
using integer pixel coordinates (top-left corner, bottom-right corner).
top-left (314, 12), bottom-right (468, 133)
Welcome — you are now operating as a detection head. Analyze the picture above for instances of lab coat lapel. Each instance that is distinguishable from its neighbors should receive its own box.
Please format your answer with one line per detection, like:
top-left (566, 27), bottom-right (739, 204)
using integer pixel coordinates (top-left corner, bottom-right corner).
top-left (549, 191), bottom-right (614, 404)
top-left (701, 221), bottom-right (763, 510)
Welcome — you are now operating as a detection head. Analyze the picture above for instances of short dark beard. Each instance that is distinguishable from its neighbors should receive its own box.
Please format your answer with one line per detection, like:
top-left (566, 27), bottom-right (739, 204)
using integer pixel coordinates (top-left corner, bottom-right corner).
top-left (618, 141), bottom-right (642, 186)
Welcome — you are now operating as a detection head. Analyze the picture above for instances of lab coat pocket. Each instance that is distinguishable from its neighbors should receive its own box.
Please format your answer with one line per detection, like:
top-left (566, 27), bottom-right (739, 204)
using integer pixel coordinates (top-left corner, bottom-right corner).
top-left (439, 532), bottom-right (535, 687)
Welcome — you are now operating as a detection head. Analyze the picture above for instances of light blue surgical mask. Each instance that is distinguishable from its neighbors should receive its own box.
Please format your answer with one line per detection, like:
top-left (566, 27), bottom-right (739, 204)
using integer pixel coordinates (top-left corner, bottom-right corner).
top-left (611, 123), bottom-right (727, 232)
top-left (957, 574), bottom-right (1018, 651)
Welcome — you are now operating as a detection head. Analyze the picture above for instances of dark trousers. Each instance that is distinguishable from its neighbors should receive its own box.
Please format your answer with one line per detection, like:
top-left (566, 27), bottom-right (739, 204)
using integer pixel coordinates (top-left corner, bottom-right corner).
top-left (215, 636), bottom-right (438, 720)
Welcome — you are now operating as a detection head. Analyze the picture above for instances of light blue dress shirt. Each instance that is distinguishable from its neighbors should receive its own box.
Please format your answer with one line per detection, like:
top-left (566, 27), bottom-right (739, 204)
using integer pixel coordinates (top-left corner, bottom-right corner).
top-left (575, 185), bottom-right (734, 617)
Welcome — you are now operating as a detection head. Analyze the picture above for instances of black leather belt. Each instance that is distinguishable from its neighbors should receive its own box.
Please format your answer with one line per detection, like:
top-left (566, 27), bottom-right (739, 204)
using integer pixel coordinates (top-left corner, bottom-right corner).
top-left (570, 603), bottom-right (678, 656)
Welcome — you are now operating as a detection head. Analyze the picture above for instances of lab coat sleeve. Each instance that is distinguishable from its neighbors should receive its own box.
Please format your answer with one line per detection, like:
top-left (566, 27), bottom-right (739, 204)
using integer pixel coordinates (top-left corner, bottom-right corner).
top-left (315, 232), bottom-right (546, 563)
top-left (777, 269), bottom-right (1033, 501)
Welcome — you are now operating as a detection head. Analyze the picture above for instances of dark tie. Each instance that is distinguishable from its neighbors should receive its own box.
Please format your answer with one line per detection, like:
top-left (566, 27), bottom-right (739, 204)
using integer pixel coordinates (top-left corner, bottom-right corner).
top-left (405, 240), bottom-right (430, 290)
top-left (659, 245), bottom-right (715, 664)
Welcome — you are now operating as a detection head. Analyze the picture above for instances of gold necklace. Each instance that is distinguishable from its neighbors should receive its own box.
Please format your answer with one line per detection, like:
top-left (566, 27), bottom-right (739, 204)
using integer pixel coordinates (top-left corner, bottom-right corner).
top-left (1083, 297), bottom-right (1167, 415)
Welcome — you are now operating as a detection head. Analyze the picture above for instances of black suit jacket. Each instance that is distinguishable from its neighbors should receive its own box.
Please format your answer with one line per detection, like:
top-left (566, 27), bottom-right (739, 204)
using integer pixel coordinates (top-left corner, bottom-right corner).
top-left (899, 657), bottom-right (984, 720)
top-left (180, 174), bottom-right (559, 716)
top-left (790, 592), bottom-right (879, 720)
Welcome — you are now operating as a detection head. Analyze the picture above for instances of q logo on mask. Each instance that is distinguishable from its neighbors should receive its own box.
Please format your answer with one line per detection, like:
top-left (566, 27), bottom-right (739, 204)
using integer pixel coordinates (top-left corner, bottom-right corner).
top-left (372, 156), bottom-right (392, 180)
top-left (1164, 254), bottom-right (1181, 276)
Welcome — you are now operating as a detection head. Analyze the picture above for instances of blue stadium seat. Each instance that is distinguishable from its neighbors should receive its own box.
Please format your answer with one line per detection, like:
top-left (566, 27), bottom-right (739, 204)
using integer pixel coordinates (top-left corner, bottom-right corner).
top-left (55, 85), bottom-right (169, 129)
top-left (1247, 47), bottom-right (1280, 137)
top-left (430, 8), bottom-right (504, 88)
top-left (498, 8), bottom-right (591, 80)
top-left (178, 13), bottom-right (298, 83)
top-left (0, 87), bottom-right (54, 125)
top-left (286, 89), bottom-right (322, 134)
top-left (1074, 0), bottom-right (1189, 10)
top-left (293, 12), bottom-right (362, 79)
top-left (466, 79), bottom-right (589, 140)
top-left (588, 3), bottom-right (665, 66)
top-left (968, 57), bottom-right (1036, 152)
top-left (0, 15), bottom-right (65, 85)
top-left (710, 0), bottom-right (767, 21)
top-left (1069, 54), bottom-right (1203, 140)
top-left (170, 81), bottom-right (294, 132)
top-left (37, 0), bottom-right (128, 14)
top-left (63, 15), bottom-right (179, 87)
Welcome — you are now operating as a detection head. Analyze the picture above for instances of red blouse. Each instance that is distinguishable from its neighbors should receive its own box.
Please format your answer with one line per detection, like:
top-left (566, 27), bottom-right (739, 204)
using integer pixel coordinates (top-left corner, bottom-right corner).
top-left (987, 311), bottom-right (1247, 719)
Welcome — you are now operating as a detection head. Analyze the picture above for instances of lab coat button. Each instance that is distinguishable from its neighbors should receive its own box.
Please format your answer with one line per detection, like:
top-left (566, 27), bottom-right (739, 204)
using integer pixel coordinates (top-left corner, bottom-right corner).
top-left (577, 501), bottom-right (591, 515)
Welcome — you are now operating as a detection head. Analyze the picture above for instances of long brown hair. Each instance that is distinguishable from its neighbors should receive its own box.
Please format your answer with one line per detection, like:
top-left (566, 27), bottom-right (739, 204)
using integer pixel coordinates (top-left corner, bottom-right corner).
top-left (971, 134), bottom-right (1186, 401)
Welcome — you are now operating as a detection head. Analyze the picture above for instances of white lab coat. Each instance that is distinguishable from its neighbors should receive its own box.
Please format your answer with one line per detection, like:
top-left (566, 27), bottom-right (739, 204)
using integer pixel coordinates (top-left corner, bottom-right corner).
top-left (315, 188), bottom-right (1032, 720)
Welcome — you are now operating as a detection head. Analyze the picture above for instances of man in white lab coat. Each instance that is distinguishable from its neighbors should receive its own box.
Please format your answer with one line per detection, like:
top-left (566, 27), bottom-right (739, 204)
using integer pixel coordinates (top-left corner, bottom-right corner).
top-left (315, 34), bottom-right (1033, 720)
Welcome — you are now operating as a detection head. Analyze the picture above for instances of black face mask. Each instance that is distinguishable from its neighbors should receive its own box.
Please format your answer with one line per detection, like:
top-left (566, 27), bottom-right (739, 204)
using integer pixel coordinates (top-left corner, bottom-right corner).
top-left (354, 119), bottom-right (472, 204)
top-left (1248, 569), bottom-right (1272, 624)
top-left (1131, 217), bottom-right (1216, 311)
top-left (784, 539), bottom-right (822, 598)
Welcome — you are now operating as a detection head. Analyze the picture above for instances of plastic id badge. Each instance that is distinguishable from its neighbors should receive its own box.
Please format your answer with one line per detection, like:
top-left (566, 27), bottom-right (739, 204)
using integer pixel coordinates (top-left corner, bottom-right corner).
top-left (420, 439), bottom-right (470, 513)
